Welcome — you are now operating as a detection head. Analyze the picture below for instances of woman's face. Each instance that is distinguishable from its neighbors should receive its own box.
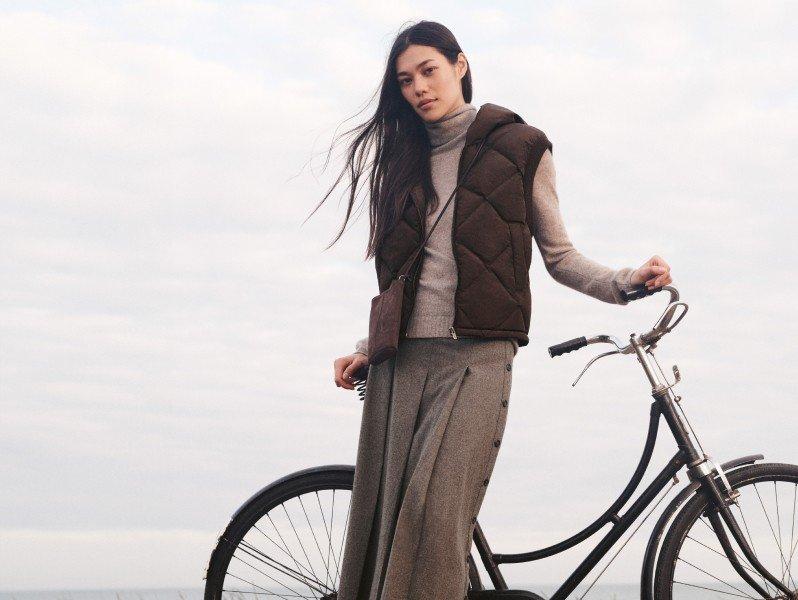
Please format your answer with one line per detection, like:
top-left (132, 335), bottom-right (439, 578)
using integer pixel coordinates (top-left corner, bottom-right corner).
top-left (395, 44), bottom-right (468, 123)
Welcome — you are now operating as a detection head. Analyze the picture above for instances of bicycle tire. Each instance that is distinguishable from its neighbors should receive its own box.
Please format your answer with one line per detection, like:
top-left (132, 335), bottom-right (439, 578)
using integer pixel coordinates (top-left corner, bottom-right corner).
top-left (204, 464), bottom-right (483, 599)
top-left (654, 462), bottom-right (798, 600)
top-left (204, 465), bottom-right (354, 600)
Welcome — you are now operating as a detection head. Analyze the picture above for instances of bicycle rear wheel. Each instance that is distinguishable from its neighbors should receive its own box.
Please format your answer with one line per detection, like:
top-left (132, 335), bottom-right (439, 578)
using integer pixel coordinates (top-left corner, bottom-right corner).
top-left (654, 462), bottom-right (798, 600)
top-left (204, 464), bottom-right (485, 599)
top-left (205, 465), bottom-right (354, 600)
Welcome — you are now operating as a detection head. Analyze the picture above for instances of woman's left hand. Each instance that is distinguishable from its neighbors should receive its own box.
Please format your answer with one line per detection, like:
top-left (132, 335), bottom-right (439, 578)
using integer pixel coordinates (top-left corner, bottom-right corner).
top-left (631, 255), bottom-right (673, 290)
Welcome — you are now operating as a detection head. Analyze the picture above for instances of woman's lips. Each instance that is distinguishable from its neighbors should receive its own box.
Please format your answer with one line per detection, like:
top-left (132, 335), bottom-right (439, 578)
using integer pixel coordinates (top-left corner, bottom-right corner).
top-left (419, 99), bottom-right (435, 110)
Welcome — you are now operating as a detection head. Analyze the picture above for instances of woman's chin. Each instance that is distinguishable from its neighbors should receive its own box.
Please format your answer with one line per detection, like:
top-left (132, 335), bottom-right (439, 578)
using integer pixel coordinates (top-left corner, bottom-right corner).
top-left (419, 107), bottom-right (444, 122)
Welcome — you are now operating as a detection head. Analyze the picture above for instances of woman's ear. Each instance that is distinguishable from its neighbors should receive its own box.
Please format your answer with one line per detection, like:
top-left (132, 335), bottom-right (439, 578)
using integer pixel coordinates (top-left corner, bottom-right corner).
top-left (457, 52), bottom-right (468, 80)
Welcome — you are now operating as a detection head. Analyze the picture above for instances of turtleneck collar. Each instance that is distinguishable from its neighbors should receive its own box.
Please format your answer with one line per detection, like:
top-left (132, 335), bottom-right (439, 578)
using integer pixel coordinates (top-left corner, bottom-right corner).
top-left (423, 102), bottom-right (478, 148)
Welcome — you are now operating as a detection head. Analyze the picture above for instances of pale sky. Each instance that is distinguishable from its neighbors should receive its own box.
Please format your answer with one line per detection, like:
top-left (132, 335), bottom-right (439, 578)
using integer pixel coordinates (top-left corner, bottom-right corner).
top-left (1, 0), bottom-right (796, 591)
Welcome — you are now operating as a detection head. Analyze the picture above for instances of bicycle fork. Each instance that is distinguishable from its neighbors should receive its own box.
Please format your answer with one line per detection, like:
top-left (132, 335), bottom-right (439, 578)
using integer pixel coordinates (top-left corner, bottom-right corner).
top-left (633, 336), bottom-right (795, 600)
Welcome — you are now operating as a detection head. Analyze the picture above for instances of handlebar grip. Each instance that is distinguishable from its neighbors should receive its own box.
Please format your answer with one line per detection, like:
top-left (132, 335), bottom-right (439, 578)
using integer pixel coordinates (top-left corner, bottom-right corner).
top-left (620, 284), bottom-right (664, 303)
top-left (548, 336), bottom-right (588, 358)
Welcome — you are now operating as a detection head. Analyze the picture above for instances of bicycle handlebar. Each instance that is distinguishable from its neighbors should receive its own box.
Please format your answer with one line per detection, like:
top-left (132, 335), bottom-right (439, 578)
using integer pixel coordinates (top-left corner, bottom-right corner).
top-left (548, 285), bottom-right (670, 358)
top-left (548, 336), bottom-right (588, 357)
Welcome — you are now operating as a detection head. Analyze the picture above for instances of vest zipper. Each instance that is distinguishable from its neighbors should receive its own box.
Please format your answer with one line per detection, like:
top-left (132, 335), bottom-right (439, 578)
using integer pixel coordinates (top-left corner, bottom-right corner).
top-left (448, 135), bottom-right (488, 340)
top-left (450, 184), bottom-right (459, 339)
top-left (449, 148), bottom-right (463, 341)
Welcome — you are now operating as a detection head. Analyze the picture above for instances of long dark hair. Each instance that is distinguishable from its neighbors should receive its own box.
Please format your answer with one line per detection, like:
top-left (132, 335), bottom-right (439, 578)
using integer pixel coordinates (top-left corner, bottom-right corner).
top-left (306, 20), bottom-right (473, 259)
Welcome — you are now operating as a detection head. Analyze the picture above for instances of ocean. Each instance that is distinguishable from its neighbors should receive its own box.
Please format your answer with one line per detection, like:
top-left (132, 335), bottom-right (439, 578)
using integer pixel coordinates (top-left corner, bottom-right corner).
top-left (0, 584), bottom-right (723, 600)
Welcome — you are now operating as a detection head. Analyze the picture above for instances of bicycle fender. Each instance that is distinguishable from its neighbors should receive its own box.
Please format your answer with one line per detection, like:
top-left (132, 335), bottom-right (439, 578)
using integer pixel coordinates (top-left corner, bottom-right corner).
top-left (230, 464), bottom-right (355, 522)
top-left (204, 464), bottom-right (355, 582)
top-left (640, 453), bottom-right (764, 600)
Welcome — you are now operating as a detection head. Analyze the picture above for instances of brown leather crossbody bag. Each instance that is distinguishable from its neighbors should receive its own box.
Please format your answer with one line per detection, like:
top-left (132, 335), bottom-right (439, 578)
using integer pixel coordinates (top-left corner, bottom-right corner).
top-left (366, 136), bottom-right (489, 365)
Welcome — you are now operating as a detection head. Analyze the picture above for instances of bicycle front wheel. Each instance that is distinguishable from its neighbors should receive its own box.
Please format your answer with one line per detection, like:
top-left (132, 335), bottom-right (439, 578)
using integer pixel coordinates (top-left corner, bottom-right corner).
top-left (654, 462), bottom-right (798, 600)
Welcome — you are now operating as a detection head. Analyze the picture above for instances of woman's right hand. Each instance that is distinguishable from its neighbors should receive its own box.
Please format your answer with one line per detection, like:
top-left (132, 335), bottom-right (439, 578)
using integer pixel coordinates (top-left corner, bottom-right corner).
top-left (334, 352), bottom-right (369, 390)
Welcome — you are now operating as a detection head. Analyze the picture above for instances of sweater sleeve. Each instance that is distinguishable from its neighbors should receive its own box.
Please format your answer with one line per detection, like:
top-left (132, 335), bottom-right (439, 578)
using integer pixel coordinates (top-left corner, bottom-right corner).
top-left (354, 336), bottom-right (368, 356)
top-left (530, 149), bottom-right (636, 305)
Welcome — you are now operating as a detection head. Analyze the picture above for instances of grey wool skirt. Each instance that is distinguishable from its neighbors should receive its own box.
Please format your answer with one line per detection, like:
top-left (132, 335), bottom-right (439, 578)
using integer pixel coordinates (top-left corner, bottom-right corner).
top-left (337, 335), bottom-right (518, 600)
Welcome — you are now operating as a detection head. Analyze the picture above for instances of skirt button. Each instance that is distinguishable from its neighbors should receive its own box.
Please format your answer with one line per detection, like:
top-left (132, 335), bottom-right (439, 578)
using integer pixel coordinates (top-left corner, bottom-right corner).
top-left (505, 363), bottom-right (512, 371)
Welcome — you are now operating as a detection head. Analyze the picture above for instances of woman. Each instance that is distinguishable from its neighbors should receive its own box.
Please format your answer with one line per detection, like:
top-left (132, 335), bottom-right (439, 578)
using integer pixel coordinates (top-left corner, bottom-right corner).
top-left (319, 21), bottom-right (672, 600)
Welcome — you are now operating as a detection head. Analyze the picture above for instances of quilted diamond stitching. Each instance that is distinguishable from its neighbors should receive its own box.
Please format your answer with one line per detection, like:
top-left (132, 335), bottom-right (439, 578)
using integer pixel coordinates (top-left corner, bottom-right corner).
top-left (456, 243), bottom-right (514, 294)
top-left (455, 181), bottom-right (522, 232)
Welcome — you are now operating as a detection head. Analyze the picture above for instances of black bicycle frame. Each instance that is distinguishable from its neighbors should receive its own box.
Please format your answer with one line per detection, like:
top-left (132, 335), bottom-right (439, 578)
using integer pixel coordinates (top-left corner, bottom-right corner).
top-left (471, 377), bottom-right (792, 600)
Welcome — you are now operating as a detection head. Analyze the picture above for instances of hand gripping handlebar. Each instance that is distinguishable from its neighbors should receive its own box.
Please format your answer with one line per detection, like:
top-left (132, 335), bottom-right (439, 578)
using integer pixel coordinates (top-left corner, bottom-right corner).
top-left (619, 283), bottom-right (665, 303)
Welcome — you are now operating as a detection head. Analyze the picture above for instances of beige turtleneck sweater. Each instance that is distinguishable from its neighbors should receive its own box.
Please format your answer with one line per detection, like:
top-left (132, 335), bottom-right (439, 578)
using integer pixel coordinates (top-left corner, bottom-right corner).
top-left (354, 103), bottom-right (636, 356)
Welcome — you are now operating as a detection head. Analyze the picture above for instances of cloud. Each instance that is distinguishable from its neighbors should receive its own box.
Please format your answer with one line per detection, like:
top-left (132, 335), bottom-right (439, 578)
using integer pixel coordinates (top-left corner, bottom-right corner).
top-left (1, 0), bottom-right (795, 589)
top-left (0, 529), bottom-right (217, 589)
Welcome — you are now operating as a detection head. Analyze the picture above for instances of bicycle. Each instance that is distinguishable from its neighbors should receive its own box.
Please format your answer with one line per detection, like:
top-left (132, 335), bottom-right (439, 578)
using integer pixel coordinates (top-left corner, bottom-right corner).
top-left (204, 285), bottom-right (798, 600)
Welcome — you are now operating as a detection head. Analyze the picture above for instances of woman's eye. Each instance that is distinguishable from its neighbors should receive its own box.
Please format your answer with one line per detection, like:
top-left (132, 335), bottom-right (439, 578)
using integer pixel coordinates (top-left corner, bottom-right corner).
top-left (398, 67), bottom-right (435, 86)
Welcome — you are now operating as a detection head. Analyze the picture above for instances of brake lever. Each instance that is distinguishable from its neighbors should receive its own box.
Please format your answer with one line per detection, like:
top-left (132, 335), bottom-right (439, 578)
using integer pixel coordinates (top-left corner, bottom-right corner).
top-left (591, 334), bottom-right (632, 352)
top-left (658, 302), bottom-right (688, 332)
top-left (571, 349), bottom-right (621, 387)
top-left (641, 301), bottom-right (689, 345)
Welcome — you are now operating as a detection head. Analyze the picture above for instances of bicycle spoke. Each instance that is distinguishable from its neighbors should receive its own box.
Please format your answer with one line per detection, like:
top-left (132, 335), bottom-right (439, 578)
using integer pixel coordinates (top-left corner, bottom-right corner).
top-left (676, 556), bottom-right (755, 599)
top-left (264, 514), bottom-right (319, 590)
top-left (785, 485), bottom-right (798, 585)
top-left (696, 516), bottom-right (773, 595)
top-left (327, 489), bottom-right (342, 583)
top-left (733, 503), bottom-right (759, 560)
top-left (233, 548), bottom-right (327, 600)
top-left (734, 501), bottom-right (781, 596)
top-left (253, 525), bottom-right (322, 577)
top-left (673, 580), bottom-right (755, 599)
top-left (687, 531), bottom-right (771, 587)
top-left (226, 570), bottom-right (296, 600)
top-left (753, 482), bottom-right (796, 589)
top-left (296, 495), bottom-right (333, 591)
top-left (315, 489), bottom-right (340, 583)
top-left (238, 539), bottom-right (332, 594)
top-left (281, 502), bottom-right (324, 587)
top-left (775, 482), bottom-right (785, 583)
top-left (253, 524), bottom-right (319, 585)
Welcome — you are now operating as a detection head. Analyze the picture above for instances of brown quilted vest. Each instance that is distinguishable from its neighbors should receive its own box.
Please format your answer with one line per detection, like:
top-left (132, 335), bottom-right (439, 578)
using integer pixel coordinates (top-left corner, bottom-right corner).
top-left (374, 102), bottom-right (553, 348)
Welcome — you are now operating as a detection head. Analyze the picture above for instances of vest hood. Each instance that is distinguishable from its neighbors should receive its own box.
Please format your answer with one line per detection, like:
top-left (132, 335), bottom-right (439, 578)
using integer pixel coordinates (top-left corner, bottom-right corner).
top-left (464, 102), bottom-right (526, 146)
